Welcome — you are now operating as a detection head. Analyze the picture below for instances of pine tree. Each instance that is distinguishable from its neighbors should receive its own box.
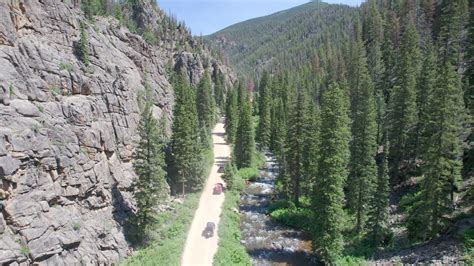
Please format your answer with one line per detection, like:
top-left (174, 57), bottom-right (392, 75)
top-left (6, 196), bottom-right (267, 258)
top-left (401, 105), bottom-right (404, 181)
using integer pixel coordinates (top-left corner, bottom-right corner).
top-left (78, 23), bottom-right (90, 66)
top-left (225, 87), bottom-right (239, 143)
top-left (415, 43), bottom-right (437, 158)
top-left (367, 141), bottom-right (390, 246)
top-left (257, 72), bottom-right (272, 149)
top-left (313, 83), bottom-right (351, 264)
top-left (170, 73), bottom-right (203, 195)
top-left (408, 62), bottom-right (465, 240)
top-left (465, 1), bottom-right (474, 117)
top-left (286, 89), bottom-right (307, 207)
top-left (346, 24), bottom-right (378, 233)
top-left (388, 21), bottom-right (420, 179)
top-left (234, 94), bottom-right (255, 169)
top-left (214, 72), bottom-right (226, 109)
top-left (196, 70), bottom-right (215, 133)
top-left (363, 0), bottom-right (384, 89)
top-left (436, 0), bottom-right (469, 67)
top-left (302, 103), bottom-right (320, 198)
top-left (133, 101), bottom-right (169, 235)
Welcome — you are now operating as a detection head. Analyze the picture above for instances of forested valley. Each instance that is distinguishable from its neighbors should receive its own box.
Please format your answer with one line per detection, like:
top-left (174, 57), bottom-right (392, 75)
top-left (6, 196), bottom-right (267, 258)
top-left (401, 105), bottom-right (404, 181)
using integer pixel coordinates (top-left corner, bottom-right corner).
top-left (216, 0), bottom-right (474, 264)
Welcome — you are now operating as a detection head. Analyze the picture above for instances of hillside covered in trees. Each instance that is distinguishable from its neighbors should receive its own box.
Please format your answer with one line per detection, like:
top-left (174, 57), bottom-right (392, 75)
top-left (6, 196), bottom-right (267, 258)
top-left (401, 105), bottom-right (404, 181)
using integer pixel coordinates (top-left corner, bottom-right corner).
top-left (221, 0), bottom-right (474, 264)
top-left (205, 1), bottom-right (357, 76)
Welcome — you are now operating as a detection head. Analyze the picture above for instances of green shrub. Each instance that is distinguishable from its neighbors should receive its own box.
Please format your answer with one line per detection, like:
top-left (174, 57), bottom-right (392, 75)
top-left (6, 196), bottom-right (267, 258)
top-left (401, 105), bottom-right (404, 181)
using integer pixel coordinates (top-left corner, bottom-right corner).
top-left (143, 27), bottom-right (158, 46)
top-left (334, 255), bottom-right (368, 266)
top-left (59, 62), bottom-right (74, 72)
top-left (268, 199), bottom-right (295, 213)
top-left (237, 167), bottom-right (259, 181)
top-left (270, 207), bottom-right (314, 231)
top-left (20, 246), bottom-right (29, 256)
top-left (464, 228), bottom-right (474, 265)
top-left (73, 223), bottom-right (81, 231)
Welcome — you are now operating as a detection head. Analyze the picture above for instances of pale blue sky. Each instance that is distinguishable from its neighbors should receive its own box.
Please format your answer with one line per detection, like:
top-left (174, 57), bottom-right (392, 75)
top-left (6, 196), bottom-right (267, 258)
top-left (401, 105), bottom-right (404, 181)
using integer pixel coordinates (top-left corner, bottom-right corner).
top-left (157, 0), bottom-right (364, 35)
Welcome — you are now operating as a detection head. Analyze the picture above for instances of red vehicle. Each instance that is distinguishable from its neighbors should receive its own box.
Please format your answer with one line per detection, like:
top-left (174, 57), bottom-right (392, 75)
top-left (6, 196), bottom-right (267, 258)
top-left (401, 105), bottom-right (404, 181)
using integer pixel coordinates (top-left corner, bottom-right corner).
top-left (213, 183), bottom-right (223, 195)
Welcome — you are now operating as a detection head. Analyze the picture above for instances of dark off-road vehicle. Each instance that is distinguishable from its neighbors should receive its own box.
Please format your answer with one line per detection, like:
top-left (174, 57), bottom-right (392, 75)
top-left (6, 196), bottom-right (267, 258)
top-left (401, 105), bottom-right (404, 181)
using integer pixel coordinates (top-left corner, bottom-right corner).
top-left (202, 222), bottom-right (215, 238)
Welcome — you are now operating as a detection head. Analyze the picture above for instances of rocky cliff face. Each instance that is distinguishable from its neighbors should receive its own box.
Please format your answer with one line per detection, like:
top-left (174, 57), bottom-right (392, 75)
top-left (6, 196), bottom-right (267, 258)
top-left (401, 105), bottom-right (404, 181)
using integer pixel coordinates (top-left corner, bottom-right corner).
top-left (0, 1), bottom-right (234, 264)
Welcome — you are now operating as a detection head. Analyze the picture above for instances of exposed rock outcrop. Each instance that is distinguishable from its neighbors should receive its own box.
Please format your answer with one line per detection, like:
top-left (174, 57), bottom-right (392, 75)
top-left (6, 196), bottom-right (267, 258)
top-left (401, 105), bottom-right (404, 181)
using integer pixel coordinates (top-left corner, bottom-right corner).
top-left (0, 0), bottom-right (234, 264)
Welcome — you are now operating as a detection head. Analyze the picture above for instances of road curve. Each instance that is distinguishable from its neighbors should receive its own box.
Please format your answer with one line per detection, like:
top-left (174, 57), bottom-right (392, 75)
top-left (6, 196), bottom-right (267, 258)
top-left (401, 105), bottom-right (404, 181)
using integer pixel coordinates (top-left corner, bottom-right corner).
top-left (181, 122), bottom-right (230, 266)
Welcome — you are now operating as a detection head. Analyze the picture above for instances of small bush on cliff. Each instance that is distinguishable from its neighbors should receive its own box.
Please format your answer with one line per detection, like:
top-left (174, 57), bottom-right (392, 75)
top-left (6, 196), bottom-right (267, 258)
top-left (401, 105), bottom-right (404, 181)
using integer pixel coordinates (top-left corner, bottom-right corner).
top-left (78, 23), bottom-right (90, 66)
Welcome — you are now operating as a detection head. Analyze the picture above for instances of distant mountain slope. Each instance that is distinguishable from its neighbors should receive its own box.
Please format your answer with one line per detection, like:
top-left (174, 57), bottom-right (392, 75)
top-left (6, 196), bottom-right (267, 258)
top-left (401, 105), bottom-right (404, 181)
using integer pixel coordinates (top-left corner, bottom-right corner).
top-left (206, 1), bottom-right (358, 75)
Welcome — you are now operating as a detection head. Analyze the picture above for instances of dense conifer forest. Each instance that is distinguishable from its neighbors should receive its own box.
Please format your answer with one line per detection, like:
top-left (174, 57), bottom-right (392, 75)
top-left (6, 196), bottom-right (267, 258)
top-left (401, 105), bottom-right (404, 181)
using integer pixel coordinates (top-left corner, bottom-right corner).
top-left (220, 0), bottom-right (474, 264)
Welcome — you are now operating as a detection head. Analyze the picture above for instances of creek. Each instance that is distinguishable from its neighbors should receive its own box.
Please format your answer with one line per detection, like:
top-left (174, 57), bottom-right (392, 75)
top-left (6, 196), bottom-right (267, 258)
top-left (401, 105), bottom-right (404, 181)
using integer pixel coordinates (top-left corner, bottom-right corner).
top-left (239, 155), bottom-right (316, 265)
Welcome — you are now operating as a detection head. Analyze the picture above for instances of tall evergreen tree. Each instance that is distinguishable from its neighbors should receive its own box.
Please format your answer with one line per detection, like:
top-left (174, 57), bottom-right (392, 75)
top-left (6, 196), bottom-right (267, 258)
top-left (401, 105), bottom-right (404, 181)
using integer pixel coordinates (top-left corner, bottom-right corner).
top-left (436, 0), bottom-right (469, 67)
top-left (170, 73), bottom-right (203, 195)
top-left (363, 0), bottom-right (384, 89)
top-left (367, 141), bottom-right (390, 246)
top-left (225, 87), bottom-right (239, 143)
top-left (302, 103), bottom-right (320, 198)
top-left (313, 83), bottom-right (351, 264)
top-left (415, 43), bottom-right (437, 158)
top-left (408, 62), bottom-right (465, 240)
top-left (196, 70), bottom-right (216, 132)
top-left (234, 95), bottom-right (255, 169)
top-left (466, 1), bottom-right (474, 117)
top-left (346, 24), bottom-right (378, 233)
top-left (286, 89), bottom-right (307, 207)
top-left (133, 101), bottom-right (169, 235)
top-left (388, 21), bottom-right (420, 179)
top-left (257, 72), bottom-right (272, 149)
top-left (214, 72), bottom-right (226, 109)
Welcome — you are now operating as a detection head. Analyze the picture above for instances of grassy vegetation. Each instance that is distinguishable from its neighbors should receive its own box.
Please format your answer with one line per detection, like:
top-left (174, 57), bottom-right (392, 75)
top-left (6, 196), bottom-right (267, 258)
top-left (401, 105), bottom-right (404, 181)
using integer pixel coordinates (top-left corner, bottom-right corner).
top-left (122, 193), bottom-right (200, 266)
top-left (213, 189), bottom-right (251, 266)
top-left (463, 228), bottom-right (474, 265)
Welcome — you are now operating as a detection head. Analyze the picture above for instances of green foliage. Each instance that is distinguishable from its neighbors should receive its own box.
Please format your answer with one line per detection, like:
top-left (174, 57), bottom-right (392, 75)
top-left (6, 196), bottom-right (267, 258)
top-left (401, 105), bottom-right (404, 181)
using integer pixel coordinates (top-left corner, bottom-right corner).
top-left (464, 228), bottom-right (474, 265)
top-left (73, 223), bottom-right (81, 231)
top-left (236, 167), bottom-right (259, 181)
top-left (333, 256), bottom-right (368, 266)
top-left (256, 72), bottom-right (272, 149)
top-left (214, 72), bottom-right (226, 109)
top-left (123, 193), bottom-right (200, 266)
top-left (20, 246), bottom-right (29, 256)
top-left (214, 191), bottom-right (251, 266)
top-left (234, 95), bottom-right (255, 169)
top-left (367, 145), bottom-right (391, 246)
top-left (206, 1), bottom-right (357, 76)
top-left (270, 207), bottom-right (314, 232)
top-left (50, 87), bottom-right (61, 97)
top-left (196, 71), bottom-right (216, 133)
top-left (313, 83), bottom-right (351, 264)
top-left (143, 27), bottom-right (158, 46)
top-left (169, 73), bottom-right (204, 194)
top-left (59, 62), bottom-right (74, 72)
top-left (225, 87), bottom-right (239, 143)
top-left (407, 61), bottom-right (465, 240)
top-left (388, 21), bottom-right (420, 178)
top-left (78, 23), bottom-right (90, 66)
top-left (346, 19), bottom-right (378, 233)
top-left (285, 89), bottom-right (308, 206)
top-left (132, 99), bottom-right (169, 238)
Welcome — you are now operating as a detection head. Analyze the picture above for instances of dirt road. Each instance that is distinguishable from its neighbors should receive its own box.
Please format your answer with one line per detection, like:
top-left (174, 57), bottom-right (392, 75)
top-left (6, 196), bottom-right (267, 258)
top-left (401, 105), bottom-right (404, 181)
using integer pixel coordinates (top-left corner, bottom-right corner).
top-left (181, 122), bottom-right (230, 266)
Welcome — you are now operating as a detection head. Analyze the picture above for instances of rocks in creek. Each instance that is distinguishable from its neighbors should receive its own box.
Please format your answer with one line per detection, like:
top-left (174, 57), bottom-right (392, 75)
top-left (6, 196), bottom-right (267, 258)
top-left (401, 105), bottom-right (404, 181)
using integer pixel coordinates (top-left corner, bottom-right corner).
top-left (0, 0), bottom-right (235, 264)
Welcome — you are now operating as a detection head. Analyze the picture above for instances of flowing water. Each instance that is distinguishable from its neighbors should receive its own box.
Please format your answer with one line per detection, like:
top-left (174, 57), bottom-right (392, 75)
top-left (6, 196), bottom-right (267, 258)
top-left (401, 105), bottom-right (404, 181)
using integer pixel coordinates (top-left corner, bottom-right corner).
top-left (240, 155), bottom-right (316, 266)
